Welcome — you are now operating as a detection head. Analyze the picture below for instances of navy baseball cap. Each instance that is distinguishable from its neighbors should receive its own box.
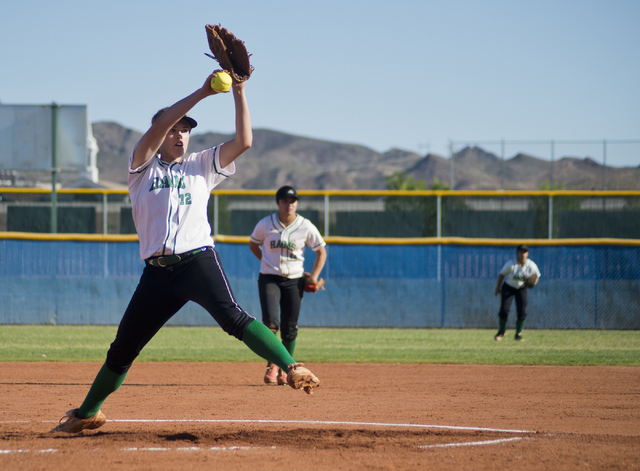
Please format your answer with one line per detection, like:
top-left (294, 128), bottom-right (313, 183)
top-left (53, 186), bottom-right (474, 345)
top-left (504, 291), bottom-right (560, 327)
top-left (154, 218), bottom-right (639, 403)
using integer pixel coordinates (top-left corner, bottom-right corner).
top-left (276, 186), bottom-right (299, 202)
top-left (152, 107), bottom-right (198, 129)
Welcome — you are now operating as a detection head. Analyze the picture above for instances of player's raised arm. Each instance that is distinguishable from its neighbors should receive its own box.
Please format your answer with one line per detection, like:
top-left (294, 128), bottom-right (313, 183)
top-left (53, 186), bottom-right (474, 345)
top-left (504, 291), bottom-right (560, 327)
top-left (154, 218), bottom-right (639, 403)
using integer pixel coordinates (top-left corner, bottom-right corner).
top-left (131, 73), bottom-right (220, 169)
top-left (219, 79), bottom-right (252, 168)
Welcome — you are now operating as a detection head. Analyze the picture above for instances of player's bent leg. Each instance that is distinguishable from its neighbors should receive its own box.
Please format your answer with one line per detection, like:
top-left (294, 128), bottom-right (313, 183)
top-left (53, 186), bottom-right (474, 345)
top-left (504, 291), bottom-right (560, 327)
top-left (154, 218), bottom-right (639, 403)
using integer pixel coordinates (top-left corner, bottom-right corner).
top-left (242, 320), bottom-right (294, 370)
top-left (496, 284), bottom-right (515, 340)
top-left (279, 277), bottom-right (302, 354)
top-left (258, 274), bottom-right (282, 332)
top-left (78, 363), bottom-right (128, 418)
top-left (279, 277), bottom-right (302, 384)
top-left (180, 251), bottom-right (320, 393)
top-left (51, 363), bottom-right (127, 434)
top-left (514, 288), bottom-right (528, 341)
top-left (242, 321), bottom-right (320, 394)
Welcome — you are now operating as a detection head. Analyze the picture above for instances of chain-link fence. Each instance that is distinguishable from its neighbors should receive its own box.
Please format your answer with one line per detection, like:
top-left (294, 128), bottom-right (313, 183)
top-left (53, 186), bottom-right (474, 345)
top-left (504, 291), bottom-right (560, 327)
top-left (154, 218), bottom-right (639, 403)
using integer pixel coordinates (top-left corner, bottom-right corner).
top-left (1, 238), bottom-right (638, 329)
top-left (2, 189), bottom-right (640, 240)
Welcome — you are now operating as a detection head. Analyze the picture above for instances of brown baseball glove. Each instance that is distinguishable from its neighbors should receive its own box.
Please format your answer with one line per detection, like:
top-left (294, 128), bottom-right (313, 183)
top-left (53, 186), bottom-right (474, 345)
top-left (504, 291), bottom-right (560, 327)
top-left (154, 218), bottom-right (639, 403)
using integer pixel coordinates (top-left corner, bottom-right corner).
top-left (524, 274), bottom-right (538, 288)
top-left (205, 24), bottom-right (254, 82)
top-left (303, 272), bottom-right (325, 293)
top-left (287, 363), bottom-right (320, 395)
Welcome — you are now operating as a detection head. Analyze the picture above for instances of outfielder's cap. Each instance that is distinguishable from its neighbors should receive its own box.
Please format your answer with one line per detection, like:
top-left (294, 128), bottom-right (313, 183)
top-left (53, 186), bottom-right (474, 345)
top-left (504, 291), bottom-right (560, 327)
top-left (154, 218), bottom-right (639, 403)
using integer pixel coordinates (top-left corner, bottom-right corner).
top-left (276, 185), bottom-right (299, 202)
top-left (517, 244), bottom-right (529, 252)
top-left (152, 107), bottom-right (198, 129)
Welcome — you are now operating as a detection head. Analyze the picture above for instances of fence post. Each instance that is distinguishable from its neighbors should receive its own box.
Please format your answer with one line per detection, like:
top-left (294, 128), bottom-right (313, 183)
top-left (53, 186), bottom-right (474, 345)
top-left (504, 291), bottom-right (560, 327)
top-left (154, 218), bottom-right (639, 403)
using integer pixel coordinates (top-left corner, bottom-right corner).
top-left (103, 193), bottom-right (108, 235)
top-left (548, 195), bottom-right (553, 239)
top-left (50, 103), bottom-right (59, 234)
top-left (324, 194), bottom-right (330, 238)
top-left (213, 194), bottom-right (219, 236)
top-left (440, 251), bottom-right (446, 328)
top-left (436, 195), bottom-right (441, 238)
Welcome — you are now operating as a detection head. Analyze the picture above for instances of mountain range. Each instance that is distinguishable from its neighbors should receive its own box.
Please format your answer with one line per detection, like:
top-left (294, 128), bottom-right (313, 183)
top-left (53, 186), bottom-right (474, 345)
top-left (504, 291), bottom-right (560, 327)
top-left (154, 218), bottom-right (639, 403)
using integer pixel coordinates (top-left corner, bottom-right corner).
top-left (92, 122), bottom-right (640, 190)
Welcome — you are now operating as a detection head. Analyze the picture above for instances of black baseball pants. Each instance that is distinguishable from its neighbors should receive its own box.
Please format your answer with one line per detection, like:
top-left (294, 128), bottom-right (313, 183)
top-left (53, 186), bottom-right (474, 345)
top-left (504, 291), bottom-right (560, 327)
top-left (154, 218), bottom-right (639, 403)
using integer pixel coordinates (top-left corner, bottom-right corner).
top-left (106, 248), bottom-right (254, 374)
top-left (257, 273), bottom-right (305, 342)
top-left (499, 282), bottom-right (529, 321)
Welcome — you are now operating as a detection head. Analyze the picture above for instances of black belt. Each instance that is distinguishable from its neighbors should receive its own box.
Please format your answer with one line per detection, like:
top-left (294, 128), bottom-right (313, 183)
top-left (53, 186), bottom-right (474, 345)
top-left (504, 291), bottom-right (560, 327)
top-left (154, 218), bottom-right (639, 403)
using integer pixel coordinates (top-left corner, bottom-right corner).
top-left (146, 247), bottom-right (208, 268)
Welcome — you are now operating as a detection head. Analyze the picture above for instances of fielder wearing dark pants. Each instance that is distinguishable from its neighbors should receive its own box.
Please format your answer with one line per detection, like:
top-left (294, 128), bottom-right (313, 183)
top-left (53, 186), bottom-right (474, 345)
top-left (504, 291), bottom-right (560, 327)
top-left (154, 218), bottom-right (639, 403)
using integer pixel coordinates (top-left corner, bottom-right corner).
top-left (258, 273), bottom-right (306, 351)
top-left (498, 282), bottom-right (528, 331)
top-left (494, 244), bottom-right (541, 341)
top-left (249, 186), bottom-right (327, 385)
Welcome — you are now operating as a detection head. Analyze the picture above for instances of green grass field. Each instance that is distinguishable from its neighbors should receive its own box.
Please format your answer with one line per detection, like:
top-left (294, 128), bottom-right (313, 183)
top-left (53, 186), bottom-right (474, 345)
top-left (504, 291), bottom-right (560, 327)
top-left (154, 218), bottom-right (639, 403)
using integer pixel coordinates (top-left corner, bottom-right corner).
top-left (0, 326), bottom-right (638, 366)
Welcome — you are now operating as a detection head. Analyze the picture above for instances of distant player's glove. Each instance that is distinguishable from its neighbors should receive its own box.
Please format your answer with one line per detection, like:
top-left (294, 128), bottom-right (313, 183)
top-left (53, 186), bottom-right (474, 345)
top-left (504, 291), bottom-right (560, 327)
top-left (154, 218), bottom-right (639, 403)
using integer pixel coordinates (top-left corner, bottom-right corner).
top-left (303, 272), bottom-right (325, 293)
top-left (524, 275), bottom-right (538, 288)
top-left (287, 363), bottom-right (320, 395)
top-left (205, 24), bottom-right (254, 82)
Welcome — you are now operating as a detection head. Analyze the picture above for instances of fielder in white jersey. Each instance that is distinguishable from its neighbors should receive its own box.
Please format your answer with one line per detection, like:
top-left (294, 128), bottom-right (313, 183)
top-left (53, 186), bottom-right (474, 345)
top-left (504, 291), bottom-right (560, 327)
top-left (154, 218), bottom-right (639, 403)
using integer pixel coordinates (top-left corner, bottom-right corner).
top-left (249, 186), bottom-right (327, 385)
top-left (51, 71), bottom-right (320, 434)
top-left (494, 244), bottom-right (541, 341)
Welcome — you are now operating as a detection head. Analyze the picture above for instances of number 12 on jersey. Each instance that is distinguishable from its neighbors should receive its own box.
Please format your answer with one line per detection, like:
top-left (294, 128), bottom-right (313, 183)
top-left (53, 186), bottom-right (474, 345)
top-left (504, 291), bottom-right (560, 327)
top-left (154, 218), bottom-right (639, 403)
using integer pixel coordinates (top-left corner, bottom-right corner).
top-left (179, 193), bottom-right (192, 205)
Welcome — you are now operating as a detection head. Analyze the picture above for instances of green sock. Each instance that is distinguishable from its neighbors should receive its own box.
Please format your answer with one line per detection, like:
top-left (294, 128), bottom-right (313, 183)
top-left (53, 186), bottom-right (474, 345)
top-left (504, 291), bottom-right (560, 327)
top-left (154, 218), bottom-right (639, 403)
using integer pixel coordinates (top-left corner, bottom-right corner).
top-left (242, 320), bottom-right (295, 371)
top-left (499, 318), bottom-right (507, 333)
top-left (282, 339), bottom-right (296, 357)
top-left (516, 319), bottom-right (525, 335)
top-left (77, 363), bottom-right (127, 418)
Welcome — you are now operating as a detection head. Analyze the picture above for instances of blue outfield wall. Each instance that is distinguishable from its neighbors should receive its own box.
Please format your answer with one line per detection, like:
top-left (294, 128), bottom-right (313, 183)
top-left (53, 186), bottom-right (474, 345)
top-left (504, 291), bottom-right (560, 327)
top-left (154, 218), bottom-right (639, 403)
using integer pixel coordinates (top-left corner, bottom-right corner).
top-left (1, 239), bottom-right (639, 329)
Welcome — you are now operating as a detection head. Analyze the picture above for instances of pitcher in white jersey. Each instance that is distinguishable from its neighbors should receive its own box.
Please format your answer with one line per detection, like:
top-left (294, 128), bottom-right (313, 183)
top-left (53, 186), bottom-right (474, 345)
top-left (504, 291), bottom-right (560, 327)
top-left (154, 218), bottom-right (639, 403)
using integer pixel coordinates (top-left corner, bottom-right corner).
top-left (250, 186), bottom-right (327, 385)
top-left (51, 71), bottom-right (320, 434)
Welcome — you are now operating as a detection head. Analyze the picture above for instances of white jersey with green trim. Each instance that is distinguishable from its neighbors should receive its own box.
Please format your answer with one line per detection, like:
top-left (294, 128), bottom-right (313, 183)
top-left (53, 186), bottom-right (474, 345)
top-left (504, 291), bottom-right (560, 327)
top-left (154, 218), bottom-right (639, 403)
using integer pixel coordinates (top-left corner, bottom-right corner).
top-left (500, 258), bottom-right (541, 289)
top-left (250, 213), bottom-right (326, 279)
top-left (128, 145), bottom-right (234, 260)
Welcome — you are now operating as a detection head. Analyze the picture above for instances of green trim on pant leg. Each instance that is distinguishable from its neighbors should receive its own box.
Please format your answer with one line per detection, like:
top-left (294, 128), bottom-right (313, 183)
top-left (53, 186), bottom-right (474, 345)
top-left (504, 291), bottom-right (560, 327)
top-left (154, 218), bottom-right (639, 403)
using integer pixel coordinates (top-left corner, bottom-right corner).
top-left (77, 363), bottom-right (127, 419)
top-left (242, 320), bottom-right (295, 371)
top-left (516, 319), bottom-right (525, 335)
top-left (282, 339), bottom-right (296, 357)
top-left (499, 317), bottom-right (507, 334)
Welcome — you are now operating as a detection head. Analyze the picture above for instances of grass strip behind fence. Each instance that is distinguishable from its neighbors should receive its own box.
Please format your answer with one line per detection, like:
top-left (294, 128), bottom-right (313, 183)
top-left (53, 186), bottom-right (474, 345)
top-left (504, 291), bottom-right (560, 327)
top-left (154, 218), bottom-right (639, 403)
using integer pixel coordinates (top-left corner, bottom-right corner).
top-left (0, 325), bottom-right (638, 366)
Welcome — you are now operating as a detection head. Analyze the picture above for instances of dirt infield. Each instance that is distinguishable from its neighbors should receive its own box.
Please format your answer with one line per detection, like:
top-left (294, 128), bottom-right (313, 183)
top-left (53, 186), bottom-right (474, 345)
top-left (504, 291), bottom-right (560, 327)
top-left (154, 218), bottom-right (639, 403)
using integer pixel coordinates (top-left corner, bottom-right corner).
top-left (1, 362), bottom-right (638, 470)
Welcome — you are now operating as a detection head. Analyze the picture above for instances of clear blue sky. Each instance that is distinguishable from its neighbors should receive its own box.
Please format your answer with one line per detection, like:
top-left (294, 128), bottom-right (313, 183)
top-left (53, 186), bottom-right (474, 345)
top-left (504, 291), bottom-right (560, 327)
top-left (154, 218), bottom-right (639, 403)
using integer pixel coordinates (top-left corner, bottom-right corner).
top-left (1, 0), bottom-right (639, 166)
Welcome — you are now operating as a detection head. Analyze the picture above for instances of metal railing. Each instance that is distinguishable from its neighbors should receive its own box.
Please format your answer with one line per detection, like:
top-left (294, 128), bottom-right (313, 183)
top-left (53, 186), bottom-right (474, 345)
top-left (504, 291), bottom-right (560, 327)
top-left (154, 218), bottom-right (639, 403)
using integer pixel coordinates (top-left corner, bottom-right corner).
top-left (1, 188), bottom-right (640, 240)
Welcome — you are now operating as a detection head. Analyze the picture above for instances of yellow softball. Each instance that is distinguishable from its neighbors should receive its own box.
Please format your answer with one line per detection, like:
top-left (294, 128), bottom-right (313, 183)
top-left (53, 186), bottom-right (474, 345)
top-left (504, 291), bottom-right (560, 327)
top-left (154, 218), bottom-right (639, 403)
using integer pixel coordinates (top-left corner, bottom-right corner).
top-left (210, 71), bottom-right (232, 93)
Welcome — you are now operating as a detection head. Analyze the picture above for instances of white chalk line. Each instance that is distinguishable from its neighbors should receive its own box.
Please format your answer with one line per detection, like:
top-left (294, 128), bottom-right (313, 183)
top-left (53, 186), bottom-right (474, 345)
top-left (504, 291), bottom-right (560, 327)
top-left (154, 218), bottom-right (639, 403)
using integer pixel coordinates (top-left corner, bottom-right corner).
top-left (3, 418), bottom-right (533, 434)
top-left (0, 440), bottom-right (528, 455)
top-left (107, 419), bottom-right (534, 434)
top-left (0, 419), bottom-right (535, 454)
top-left (419, 437), bottom-right (525, 449)
top-left (0, 449), bottom-right (57, 454)
top-left (0, 446), bottom-right (271, 455)
top-left (122, 446), bottom-right (274, 452)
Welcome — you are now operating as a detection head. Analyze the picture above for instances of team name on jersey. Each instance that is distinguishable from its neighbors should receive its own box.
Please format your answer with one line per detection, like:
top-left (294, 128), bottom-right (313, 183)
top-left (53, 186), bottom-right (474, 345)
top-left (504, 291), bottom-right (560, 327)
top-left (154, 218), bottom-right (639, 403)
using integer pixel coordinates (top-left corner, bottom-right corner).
top-left (149, 176), bottom-right (186, 192)
top-left (270, 240), bottom-right (296, 251)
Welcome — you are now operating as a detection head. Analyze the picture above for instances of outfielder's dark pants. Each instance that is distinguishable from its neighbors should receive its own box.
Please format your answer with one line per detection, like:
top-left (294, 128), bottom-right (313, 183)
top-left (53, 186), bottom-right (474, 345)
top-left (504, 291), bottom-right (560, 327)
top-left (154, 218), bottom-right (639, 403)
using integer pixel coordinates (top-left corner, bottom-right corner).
top-left (106, 248), bottom-right (254, 374)
top-left (257, 273), bottom-right (305, 342)
top-left (499, 283), bottom-right (529, 321)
